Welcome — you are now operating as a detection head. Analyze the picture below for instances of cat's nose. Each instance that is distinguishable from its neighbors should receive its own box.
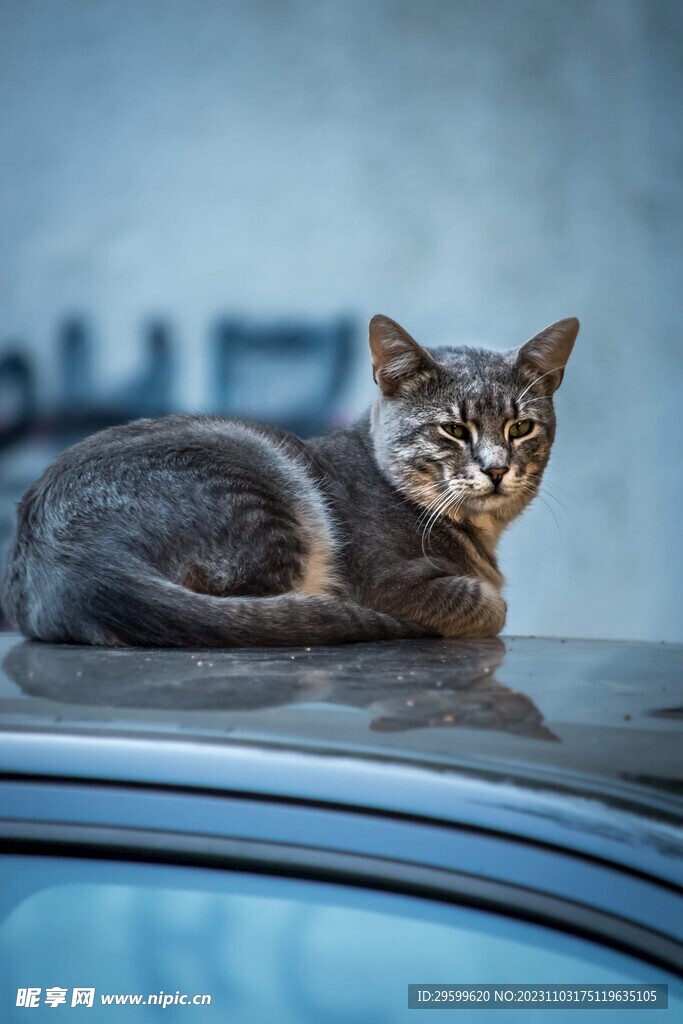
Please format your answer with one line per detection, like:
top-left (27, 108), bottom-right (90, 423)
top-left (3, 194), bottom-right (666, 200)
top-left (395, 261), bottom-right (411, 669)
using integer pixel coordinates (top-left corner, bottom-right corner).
top-left (483, 465), bottom-right (509, 485)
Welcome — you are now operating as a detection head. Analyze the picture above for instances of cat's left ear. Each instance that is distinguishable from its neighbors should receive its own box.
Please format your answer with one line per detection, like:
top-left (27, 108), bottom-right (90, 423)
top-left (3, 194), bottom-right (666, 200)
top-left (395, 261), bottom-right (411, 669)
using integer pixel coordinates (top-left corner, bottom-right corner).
top-left (369, 315), bottom-right (437, 396)
top-left (513, 317), bottom-right (579, 395)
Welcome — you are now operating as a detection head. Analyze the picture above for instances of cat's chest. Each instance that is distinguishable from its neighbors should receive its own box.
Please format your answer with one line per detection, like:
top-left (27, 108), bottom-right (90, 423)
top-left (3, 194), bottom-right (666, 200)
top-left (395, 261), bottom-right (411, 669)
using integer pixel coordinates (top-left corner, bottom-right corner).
top-left (312, 459), bottom-right (502, 587)
top-left (330, 492), bottom-right (457, 565)
top-left (339, 501), bottom-right (502, 589)
top-left (448, 525), bottom-right (504, 587)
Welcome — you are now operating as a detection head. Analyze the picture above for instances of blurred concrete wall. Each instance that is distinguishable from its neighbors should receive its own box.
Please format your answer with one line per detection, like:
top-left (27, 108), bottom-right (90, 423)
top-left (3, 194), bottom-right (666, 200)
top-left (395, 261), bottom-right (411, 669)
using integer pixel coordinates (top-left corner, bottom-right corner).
top-left (1, 0), bottom-right (681, 641)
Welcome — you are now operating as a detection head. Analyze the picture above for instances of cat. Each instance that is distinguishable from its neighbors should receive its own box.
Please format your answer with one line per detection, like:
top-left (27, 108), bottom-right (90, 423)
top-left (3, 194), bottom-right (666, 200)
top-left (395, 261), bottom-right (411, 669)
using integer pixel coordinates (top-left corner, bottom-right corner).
top-left (0, 314), bottom-right (578, 647)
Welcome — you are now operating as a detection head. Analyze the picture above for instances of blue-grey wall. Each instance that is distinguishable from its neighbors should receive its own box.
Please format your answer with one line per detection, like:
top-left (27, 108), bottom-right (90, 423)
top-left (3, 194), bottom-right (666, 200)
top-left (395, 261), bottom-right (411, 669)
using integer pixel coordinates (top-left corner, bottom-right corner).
top-left (1, 0), bottom-right (681, 641)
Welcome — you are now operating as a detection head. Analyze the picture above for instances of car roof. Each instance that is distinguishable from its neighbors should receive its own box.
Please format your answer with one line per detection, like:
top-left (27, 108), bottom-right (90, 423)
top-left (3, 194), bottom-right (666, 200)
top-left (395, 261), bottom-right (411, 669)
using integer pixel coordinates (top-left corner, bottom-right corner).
top-left (1, 633), bottom-right (682, 886)
top-left (1, 631), bottom-right (680, 798)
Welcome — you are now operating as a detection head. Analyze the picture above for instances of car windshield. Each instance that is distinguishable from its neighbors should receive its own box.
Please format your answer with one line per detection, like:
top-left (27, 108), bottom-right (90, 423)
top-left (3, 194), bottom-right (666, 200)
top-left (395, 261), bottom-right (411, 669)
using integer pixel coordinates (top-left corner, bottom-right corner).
top-left (2, 854), bottom-right (681, 1022)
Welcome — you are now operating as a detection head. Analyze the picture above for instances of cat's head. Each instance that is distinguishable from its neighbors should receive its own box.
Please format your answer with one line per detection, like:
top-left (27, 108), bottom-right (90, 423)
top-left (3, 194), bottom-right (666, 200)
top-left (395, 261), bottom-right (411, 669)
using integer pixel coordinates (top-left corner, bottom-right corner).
top-left (369, 314), bottom-right (579, 535)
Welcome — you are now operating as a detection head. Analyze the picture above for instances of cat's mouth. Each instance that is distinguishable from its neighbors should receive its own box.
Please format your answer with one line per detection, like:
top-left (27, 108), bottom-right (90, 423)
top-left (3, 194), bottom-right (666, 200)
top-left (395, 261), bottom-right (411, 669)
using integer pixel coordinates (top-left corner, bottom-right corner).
top-left (469, 485), bottom-right (514, 507)
top-left (432, 479), bottom-right (517, 518)
top-left (474, 484), bottom-right (507, 499)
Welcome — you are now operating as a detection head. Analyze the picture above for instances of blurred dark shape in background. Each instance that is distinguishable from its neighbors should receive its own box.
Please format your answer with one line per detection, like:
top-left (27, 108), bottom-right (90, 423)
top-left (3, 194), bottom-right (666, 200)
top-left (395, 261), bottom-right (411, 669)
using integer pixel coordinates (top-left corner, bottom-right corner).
top-left (0, 315), bottom-right (356, 628)
top-left (211, 318), bottom-right (354, 435)
top-left (58, 316), bottom-right (174, 425)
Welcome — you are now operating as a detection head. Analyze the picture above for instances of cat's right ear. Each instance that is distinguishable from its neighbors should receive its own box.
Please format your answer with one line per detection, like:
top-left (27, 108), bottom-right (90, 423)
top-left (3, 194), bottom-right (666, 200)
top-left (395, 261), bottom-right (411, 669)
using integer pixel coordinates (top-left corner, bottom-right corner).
top-left (369, 315), bottom-right (437, 397)
top-left (513, 318), bottom-right (580, 395)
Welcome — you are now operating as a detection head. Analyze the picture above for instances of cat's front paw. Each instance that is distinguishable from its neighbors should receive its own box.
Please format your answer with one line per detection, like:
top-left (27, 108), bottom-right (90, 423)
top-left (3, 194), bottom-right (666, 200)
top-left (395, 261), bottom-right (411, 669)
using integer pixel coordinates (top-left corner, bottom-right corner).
top-left (478, 580), bottom-right (507, 636)
top-left (440, 577), bottom-right (506, 638)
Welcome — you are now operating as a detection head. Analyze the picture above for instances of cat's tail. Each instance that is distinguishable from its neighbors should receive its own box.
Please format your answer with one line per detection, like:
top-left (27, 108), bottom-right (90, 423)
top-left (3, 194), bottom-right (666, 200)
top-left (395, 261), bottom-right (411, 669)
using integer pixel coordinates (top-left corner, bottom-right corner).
top-left (13, 569), bottom-right (429, 647)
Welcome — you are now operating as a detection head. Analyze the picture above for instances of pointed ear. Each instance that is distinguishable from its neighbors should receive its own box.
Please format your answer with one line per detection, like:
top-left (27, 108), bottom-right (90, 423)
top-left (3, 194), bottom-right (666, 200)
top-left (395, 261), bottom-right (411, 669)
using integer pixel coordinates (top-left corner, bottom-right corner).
top-left (369, 315), bottom-right (437, 396)
top-left (514, 317), bottom-right (579, 395)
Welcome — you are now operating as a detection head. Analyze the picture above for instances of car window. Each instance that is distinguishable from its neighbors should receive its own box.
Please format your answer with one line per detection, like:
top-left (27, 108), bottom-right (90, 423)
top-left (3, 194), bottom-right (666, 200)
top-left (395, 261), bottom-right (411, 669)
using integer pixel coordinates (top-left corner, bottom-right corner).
top-left (2, 854), bottom-right (680, 1022)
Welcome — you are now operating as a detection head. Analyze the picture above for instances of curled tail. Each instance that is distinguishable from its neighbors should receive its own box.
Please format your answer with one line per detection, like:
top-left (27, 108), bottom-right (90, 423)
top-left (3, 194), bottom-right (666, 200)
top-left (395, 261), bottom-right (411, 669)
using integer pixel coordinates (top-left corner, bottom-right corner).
top-left (5, 568), bottom-right (427, 647)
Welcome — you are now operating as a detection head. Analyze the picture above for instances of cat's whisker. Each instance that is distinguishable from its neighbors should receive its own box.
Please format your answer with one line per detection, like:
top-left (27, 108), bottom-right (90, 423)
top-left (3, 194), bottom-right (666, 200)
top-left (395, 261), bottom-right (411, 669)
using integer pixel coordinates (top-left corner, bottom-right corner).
top-left (425, 490), bottom-right (470, 553)
top-left (517, 399), bottom-right (547, 416)
top-left (420, 487), bottom-right (464, 561)
top-left (425, 497), bottom-right (460, 549)
top-left (536, 494), bottom-right (563, 538)
top-left (390, 482), bottom-right (443, 517)
top-left (415, 479), bottom-right (464, 526)
top-left (520, 476), bottom-right (569, 517)
top-left (422, 488), bottom-right (469, 558)
top-left (516, 481), bottom-right (563, 538)
top-left (538, 484), bottom-right (569, 516)
top-left (516, 365), bottom-right (566, 403)
top-left (415, 488), bottom-right (451, 529)
top-left (419, 486), bottom-right (457, 536)
top-left (443, 490), bottom-right (469, 523)
top-left (541, 480), bottom-right (572, 504)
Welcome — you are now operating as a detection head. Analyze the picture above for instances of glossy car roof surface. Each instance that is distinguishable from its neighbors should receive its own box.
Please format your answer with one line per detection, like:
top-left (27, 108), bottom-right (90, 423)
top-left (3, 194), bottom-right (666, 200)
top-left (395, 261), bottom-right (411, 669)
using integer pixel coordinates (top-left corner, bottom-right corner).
top-left (1, 633), bottom-right (682, 886)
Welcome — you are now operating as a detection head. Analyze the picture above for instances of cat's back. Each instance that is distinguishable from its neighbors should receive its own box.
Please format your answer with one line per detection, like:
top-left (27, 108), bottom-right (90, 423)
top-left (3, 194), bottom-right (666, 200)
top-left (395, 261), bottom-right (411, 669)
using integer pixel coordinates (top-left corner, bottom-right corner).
top-left (1, 414), bottom-right (330, 638)
top-left (16, 414), bottom-right (306, 516)
top-left (32, 414), bottom-right (301, 485)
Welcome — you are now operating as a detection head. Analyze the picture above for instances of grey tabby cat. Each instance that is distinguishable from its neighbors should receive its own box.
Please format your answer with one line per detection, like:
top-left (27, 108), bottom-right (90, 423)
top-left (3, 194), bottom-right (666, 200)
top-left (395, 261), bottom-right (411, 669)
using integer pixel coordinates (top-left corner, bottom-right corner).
top-left (1, 315), bottom-right (578, 647)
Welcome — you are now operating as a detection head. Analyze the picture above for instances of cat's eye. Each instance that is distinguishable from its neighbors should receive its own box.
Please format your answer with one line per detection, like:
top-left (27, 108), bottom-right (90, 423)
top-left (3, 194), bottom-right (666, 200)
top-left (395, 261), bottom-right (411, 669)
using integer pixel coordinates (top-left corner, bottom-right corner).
top-left (441, 423), bottom-right (470, 441)
top-left (509, 419), bottom-right (533, 438)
